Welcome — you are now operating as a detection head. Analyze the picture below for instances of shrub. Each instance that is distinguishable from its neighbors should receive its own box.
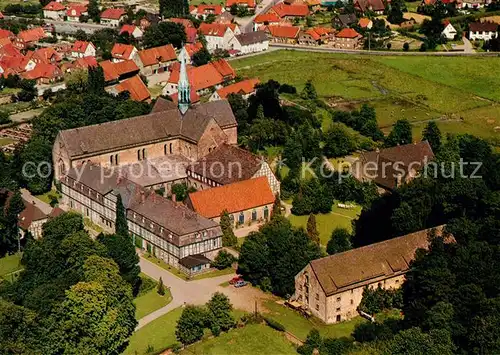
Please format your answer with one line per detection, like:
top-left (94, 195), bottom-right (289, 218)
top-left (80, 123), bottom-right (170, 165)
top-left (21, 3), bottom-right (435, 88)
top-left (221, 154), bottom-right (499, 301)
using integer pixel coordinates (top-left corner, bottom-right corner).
top-left (211, 250), bottom-right (237, 270)
top-left (403, 42), bottom-right (410, 51)
top-left (264, 317), bottom-right (286, 332)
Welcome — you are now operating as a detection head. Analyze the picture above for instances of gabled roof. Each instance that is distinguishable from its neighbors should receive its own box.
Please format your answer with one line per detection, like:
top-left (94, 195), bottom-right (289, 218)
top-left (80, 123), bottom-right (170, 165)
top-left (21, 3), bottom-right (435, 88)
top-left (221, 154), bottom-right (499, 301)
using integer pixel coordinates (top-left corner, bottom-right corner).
top-left (17, 27), bottom-right (46, 43)
top-left (184, 42), bottom-right (204, 57)
top-left (335, 13), bottom-right (357, 26)
top-left (254, 12), bottom-right (281, 23)
top-left (115, 75), bottom-right (150, 102)
top-left (168, 59), bottom-right (235, 92)
top-left (74, 56), bottom-right (98, 69)
top-left (111, 43), bottom-right (136, 59)
top-left (189, 176), bottom-right (274, 218)
top-left (355, 0), bottom-right (385, 12)
top-left (235, 31), bottom-right (268, 45)
top-left (186, 27), bottom-right (198, 43)
top-left (215, 78), bottom-right (260, 99)
top-left (179, 254), bottom-right (211, 268)
top-left (192, 4), bottom-right (224, 15)
top-left (271, 3), bottom-right (309, 17)
top-left (26, 47), bottom-right (62, 64)
top-left (101, 8), bottom-right (125, 19)
top-left (358, 17), bottom-right (372, 28)
top-left (43, 1), bottom-right (66, 11)
top-left (22, 63), bottom-right (62, 80)
top-left (72, 40), bottom-right (93, 53)
top-left (0, 55), bottom-right (31, 73)
top-left (187, 143), bottom-right (262, 185)
top-left (0, 29), bottom-right (14, 39)
top-left (0, 43), bottom-right (22, 57)
top-left (309, 226), bottom-right (449, 296)
top-left (57, 99), bottom-right (236, 158)
top-left (211, 58), bottom-right (235, 78)
top-left (267, 25), bottom-right (301, 38)
top-left (469, 21), bottom-right (498, 32)
top-left (199, 23), bottom-right (232, 37)
top-left (120, 24), bottom-right (142, 36)
top-left (226, 0), bottom-right (256, 7)
top-left (304, 28), bottom-right (320, 40)
top-left (169, 18), bottom-right (194, 28)
top-left (138, 44), bottom-right (176, 67)
top-left (99, 59), bottom-right (139, 81)
top-left (336, 28), bottom-right (361, 38)
top-left (18, 199), bottom-right (47, 229)
top-left (66, 4), bottom-right (87, 17)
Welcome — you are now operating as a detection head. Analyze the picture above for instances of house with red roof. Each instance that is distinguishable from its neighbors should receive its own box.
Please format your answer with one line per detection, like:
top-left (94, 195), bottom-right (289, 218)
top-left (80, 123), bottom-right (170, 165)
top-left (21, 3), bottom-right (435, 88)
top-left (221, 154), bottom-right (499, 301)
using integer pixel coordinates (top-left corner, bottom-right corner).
top-left (22, 63), bottom-right (63, 85)
top-left (209, 78), bottom-right (260, 101)
top-left (66, 4), bottom-right (88, 22)
top-left (469, 21), bottom-right (498, 40)
top-left (180, 42), bottom-right (204, 64)
top-left (269, 3), bottom-right (309, 19)
top-left (14, 27), bottom-right (46, 50)
top-left (190, 4), bottom-right (225, 19)
top-left (73, 56), bottom-right (98, 70)
top-left (111, 43), bottom-right (138, 63)
top-left (100, 59), bottom-right (140, 83)
top-left (265, 25), bottom-right (301, 43)
top-left (71, 41), bottom-right (96, 58)
top-left (100, 8), bottom-right (126, 27)
top-left (26, 47), bottom-right (62, 65)
top-left (333, 28), bottom-right (362, 49)
top-left (169, 18), bottom-right (198, 43)
top-left (0, 54), bottom-right (36, 77)
top-left (137, 44), bottom-right (177, 76)
top-left (0, 29), bottom-right (14, 40)
top-left (298, 27), bottom-right (333, 45)
top-left (43, 1), bottom-right (66, 20)
top-left (120, 24), bottom-right (143, 39)
top-left (198, 23), bottom-right (240, 52)
top-left (225, 0), bottom-right (256, 10)
top-left (253, 13), bottom-right (281, 31)
top-left (187, 176), bottom-right (274, 227)
top-left (113, 75), bottom-right (151, 102)
top-left (358, 17), bottom-right (373, 29)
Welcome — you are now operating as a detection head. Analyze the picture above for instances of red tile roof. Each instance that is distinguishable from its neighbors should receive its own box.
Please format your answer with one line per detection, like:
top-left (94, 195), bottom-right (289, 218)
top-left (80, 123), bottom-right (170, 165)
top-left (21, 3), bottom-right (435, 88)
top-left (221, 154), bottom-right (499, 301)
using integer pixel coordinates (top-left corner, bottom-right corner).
top-left (115, 75), bottom-right (150, 102)
top-left (336, 28), bottom-right (361, 38)
top-left (99, 59), bottom-right (139, 81)
top-left (193, 4), bottom-right (224, 15)
top-left (72, 40), bottom-right (93, 53)
top-left (305, 28), bottom-right (320, 40)
top-left (0, 54), bottom-right (32, 73)
top-left (43, 1), bottom-right (66, 11)
top-left (0, 43), bottom-right (23, 58)
top-left (0, 29), bottom-right (14, 39)
top-left (101, 8), bottom-right (125, 19)
top-left (470, 21), bottom-right (498, 32)
top-left (184, 42), bottom-right (203, 57)
top-left (66, 4), bottom-right (87, 17)
top-left (271, 3), bottom-right (309, 17)
top-left (267, 25), bottom-right (300, 38)
top-left (254, 12), bottom-right (281, 23)
top-left (17, 27), bottom-right (46, 43)
top-left (120, 24), bottom-right (139, 36)
top-left (22, 63), bottom-right (62, 80)
top-left (138, 44), bottom-right (176, 67)
top-left (226, 0), bottom-right (256, 7)
top-left (111, 43), bottom-right (136, 59)
top-left (18, 200), bottom-right (47, 230)
top-left (74, 56), bottom-right (98, 69)
top-left (186, 27), bottom-right (198, 43)
top-left (168, 61), bottom-right (227, 92)
top-left (211, 58), bottom-right (235, 78)
top-left (199, 23), bottom-right (232, 37)
top-left (26, 47), bottom-right (62, 64)
top-left (358, 17), bottom-right (372, 28)
top-left (169, 18), bottom-right (194, 28)
top-left (189, 176), bottom-right (274, 218)
top-left (216, 78), bottom-right (259, 99)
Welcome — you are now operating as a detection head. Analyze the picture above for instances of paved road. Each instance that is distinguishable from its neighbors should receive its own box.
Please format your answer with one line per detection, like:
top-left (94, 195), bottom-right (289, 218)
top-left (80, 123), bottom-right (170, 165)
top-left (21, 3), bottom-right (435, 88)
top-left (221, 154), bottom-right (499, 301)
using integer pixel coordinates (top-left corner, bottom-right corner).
top-left (238, 0), bottom-right (280, 33)
top-left (5, 15), bottom-right (109, 34)
top-left (21, 188), bottom-right (53, 215)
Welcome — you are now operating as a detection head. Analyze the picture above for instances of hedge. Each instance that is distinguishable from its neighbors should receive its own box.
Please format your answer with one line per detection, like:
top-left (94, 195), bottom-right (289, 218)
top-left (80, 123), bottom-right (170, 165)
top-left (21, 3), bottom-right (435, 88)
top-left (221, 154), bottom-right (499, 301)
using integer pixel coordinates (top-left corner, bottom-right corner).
top-left (263, 317), bottom-right (286, 332)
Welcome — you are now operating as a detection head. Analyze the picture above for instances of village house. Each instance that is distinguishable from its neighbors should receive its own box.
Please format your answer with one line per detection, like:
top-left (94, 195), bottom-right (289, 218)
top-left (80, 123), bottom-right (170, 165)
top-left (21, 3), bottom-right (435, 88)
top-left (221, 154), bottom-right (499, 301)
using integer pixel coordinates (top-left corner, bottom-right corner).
top-left (43, 1), bottom-right (66, 20)
top-left (293, 226), bottom-right (450, 323)
top-left (112, 75), bottom-right (151, 102)
top-left (139, 12), bottom-right (161, 30)
top-left (169, 18), bottom-right (198, 43)
top-left (26, 47), bottom-right (62, 65)
top-left (253, 13), bottom-right (281, 31)
top-left (59, 164), bottom-right (223, 274)
top-left (442, 20), bottom-right (457, 40)
top-left (354, 0), bottom-right (386, 15)
top-left (0, 52), bottom-right (36, 76)
top-left (137, 44), bottom-right (177, 76)
top-left (99, 59), bottom-right (140, 83)
top-left (0, 29), bottom-right (14, 41)
top-left (333, 13), bottom-right (357, 28)
top-left (358, 17), bottom-right (373, 29)
top-left (190, 4), bottom-right (225, 19)
top-left (71, 41), bottom-right (96, 58)
top-left (18, 200), bottom-right (63, 239)
top-left (299, 27), bottom-right (333, 45)
top-left (186, 143), bottom-right (280, 195)
top-left (120, 24), bottom-right (144, 39)
top-left (14, 27), bottom-right (46, 50)
top-left (181, 42), bottom-right (204, 64)
top-left (188, 176), bottom-right (274, 227)
top-left (225, 0), bottom-right (256, 11)
top-left (265, 25), bottom-right (301, 44)
top-left (215, 11), bottom-right (234, 24)
top-left (111, 43), bottom-right (138, 63)
top-left (457, 0), bottom-right (489, 8)
top-left (305, 0), bottom-right (321, 12)
top-left (227, 30), bottom-right (269, 55)
top-left (22, 63), bottom-right (63, 85)
top-left (352, 141), bottom-right (434, 192)
top-left (198, 23), bottom-right (240, 52)
top-left (209, 78), bottom-right (260, 101)
top-left (469, 21), bottom-right (498, 40)
top-left (269, 3), bottom-right (309, 20)
top-left (71, 56), bottom-right (98, 71)
top-left (100, 8), bottom-right (126, 27)
top-left (53, 59), bottom-right (238, 182)
top-left (66, 4), bottom-right (87, 22)
top-left (332, 28), bottom-right (362, 49)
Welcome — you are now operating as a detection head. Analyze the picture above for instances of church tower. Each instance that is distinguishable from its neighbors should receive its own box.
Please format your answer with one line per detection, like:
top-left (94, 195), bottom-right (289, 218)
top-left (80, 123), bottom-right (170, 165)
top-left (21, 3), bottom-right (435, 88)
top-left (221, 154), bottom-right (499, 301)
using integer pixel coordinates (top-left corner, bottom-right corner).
top-left (178, 48), bottom-right (190, 115)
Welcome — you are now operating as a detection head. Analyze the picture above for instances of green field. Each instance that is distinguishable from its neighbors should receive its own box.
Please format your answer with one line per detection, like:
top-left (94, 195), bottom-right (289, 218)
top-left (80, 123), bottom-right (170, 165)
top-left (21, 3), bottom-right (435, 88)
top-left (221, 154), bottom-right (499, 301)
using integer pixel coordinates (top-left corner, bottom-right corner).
top-left (0, 253), bottom-right (23, 278)
top-left (288, 201), bottom-right (361, 245)
top-left (232, 51), bottom-right (500, 145)
top-left (180, 324), bottom-right (297, 355)
top-left (134, 286), bottom-right (172, 320)
top-left (264, 300), bottom-right (365, 341)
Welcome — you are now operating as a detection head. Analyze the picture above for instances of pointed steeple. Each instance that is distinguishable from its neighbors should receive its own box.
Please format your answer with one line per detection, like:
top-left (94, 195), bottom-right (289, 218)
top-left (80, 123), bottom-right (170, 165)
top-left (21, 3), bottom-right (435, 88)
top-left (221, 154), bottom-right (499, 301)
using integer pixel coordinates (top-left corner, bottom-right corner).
top-left (178, 47), bottom-right (190, 115)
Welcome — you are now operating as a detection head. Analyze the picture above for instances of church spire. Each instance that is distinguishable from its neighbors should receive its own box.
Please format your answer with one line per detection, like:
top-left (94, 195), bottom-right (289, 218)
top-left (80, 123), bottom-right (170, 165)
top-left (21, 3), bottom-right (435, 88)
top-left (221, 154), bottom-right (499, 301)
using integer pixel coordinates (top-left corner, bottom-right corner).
top-left (178, 47), bottom-right (190, 115)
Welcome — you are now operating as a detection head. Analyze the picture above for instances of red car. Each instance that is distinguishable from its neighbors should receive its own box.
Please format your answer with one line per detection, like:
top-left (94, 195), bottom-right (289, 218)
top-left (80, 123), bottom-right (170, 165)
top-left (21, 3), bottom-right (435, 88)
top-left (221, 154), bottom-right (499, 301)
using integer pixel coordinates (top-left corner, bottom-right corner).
top-left (229, 276), bottom-right (243, 285)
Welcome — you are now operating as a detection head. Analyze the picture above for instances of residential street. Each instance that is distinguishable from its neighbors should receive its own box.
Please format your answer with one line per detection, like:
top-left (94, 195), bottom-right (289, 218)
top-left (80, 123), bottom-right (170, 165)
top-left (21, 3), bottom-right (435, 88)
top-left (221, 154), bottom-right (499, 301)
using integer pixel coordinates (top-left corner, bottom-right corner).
top-left (238, 0), bottom-right (280, 33)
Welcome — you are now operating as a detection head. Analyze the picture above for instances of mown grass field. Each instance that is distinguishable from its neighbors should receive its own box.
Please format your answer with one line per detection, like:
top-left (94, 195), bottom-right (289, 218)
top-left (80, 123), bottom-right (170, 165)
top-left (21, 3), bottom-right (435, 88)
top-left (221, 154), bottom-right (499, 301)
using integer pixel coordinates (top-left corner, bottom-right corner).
top-left (232, 51), bottom-right (500, 145)
top-left (0, 253), bottom-right (22, 278)
top-left (134, 286), bottom-right (172, 320)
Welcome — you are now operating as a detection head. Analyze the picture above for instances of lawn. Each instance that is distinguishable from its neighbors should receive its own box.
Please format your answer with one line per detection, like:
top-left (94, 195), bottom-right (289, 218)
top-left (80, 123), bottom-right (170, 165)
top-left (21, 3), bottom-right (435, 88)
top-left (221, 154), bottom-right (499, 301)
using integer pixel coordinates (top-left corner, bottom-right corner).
top-left (191, 267), bottom-right (235, 281)
top-left (232, 50), bottom-right (500, 144)
top-left (0, 253), bottom-right (23, 278)
top-left (134, 287), bottom-right (172, 320)
top-left (124, 307), bottom-right (183, 355)
top-left (180, 324), bottom-right (297, 355)
top-left (264, 300), bottom-right (365, 341)
top-left (34, 188), bottom-right (61, 205)
top-left (288, 201), bottom-right (362, 245)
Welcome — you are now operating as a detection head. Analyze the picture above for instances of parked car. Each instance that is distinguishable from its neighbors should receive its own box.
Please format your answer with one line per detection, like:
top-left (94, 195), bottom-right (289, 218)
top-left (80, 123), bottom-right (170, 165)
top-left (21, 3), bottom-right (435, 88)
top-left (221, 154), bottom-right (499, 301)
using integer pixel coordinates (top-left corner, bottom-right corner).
top-left (234, 280), bottom-right (248, 288)
top-left (229, 276), bottom-right (243, 285)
